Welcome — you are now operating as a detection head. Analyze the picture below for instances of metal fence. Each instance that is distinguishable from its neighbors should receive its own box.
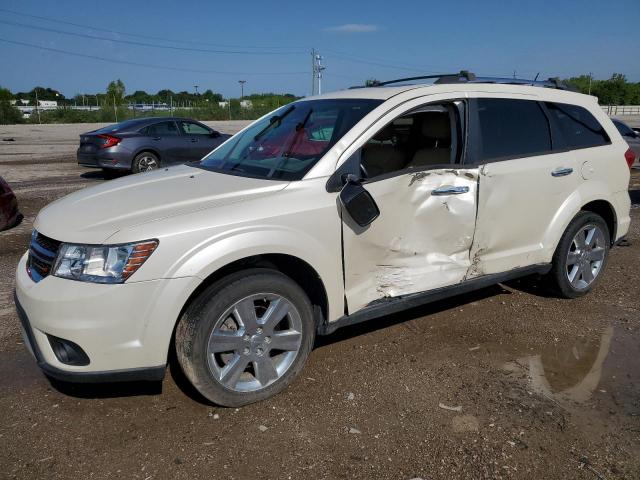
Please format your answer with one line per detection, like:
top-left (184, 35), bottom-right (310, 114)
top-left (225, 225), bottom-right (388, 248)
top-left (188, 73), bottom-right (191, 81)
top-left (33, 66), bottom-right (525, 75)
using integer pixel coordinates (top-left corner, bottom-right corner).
top-left (602, 105), bottom-right (640, 115)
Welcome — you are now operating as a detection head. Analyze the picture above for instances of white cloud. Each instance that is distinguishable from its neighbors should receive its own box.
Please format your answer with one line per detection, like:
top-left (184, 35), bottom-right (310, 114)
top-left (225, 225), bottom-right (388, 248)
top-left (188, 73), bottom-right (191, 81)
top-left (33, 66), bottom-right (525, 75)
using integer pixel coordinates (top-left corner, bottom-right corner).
top-left (324, 24), bottom-right (379, 33)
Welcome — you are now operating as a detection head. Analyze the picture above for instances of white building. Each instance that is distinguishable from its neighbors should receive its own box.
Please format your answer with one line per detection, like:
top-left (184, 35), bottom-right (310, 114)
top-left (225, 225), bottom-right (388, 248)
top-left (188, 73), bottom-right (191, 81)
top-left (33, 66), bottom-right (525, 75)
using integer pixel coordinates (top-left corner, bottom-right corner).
top-left (38, 100), bottom-right (58, 107)
top-left (240, 99), bottom-right (253, 109)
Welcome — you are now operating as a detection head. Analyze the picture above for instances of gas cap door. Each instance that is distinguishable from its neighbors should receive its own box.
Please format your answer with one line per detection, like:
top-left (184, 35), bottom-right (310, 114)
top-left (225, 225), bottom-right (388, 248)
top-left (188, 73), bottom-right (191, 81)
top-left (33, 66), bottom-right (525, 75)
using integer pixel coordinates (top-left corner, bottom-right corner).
top-left (581, 160), bottom-right (596, 180)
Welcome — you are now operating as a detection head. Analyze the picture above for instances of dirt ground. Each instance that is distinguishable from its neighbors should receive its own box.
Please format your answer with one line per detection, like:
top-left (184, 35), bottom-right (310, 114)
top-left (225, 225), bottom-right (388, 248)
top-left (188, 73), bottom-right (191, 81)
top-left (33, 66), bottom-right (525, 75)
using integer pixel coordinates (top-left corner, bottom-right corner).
top-left (0, 123), bottom-right (639, 480)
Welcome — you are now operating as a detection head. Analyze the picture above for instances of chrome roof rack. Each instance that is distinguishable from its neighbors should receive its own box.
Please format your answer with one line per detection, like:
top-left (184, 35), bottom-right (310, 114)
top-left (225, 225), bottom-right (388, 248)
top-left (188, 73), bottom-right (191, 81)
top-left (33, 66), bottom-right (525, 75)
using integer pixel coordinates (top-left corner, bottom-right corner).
top-left (350, 70), bottom-right (576, 91)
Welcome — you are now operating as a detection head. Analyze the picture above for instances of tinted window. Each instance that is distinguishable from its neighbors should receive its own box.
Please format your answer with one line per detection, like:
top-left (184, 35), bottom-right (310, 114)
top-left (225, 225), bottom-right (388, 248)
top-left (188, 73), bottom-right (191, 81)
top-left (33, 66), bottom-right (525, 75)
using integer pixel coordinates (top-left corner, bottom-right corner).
top-left (199, 99), bottom-right (382, 181)
top-left (180, 121), bottom-right (210, 135)
top-left (475, 99), bottom-right (551, 161)
top-left (143, 121), bottom-right (179, 136)
top-left (545, 102), bottom-right (609, 149)
top-left (612, 119), bottom-right (635, 137)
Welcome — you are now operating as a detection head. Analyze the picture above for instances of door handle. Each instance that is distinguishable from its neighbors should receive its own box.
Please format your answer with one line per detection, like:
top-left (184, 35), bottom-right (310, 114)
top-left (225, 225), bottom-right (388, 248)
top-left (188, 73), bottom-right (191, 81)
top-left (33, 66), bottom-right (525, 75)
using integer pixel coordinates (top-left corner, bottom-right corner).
top-left (152, 136), bottom-right (161, 141)
top-left (190, 138), bottom-right (198, 143)
top-left (432, 185), bottom-right (470, 196)
top-left (551, 167), bottom-right (573, 177)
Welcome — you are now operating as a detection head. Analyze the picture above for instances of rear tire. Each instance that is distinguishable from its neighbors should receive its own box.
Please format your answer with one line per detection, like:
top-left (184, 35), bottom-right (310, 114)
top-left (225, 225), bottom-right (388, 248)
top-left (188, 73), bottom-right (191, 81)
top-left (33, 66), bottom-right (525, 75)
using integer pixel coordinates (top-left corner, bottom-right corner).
top-left (545, 211), bottom-right (610, 298)
top-left (132, 152), bottom-right (160, 173)
top-left (175, 269), bottom-right (315, 406)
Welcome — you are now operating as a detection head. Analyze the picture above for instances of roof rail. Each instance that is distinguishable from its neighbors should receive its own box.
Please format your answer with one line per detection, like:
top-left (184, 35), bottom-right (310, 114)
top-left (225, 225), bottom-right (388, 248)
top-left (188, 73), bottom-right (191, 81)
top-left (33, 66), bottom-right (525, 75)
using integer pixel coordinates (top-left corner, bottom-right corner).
top-left (350, 70), bottom-right (576, 91)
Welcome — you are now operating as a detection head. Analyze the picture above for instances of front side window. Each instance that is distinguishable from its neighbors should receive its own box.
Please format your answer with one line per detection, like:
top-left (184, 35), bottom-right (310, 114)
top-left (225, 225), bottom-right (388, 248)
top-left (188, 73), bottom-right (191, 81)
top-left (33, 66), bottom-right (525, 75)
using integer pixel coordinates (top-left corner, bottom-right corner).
top-left (180, 121), bottom-right (211, 135)
top-left (199, 99), bottom-right (382, 180)
top-left (358, 103), bottom-right (461, 180)
top-left (474, 98), bottom-right (552, 162)
top-left (545, 102), bottom-right (610, 149)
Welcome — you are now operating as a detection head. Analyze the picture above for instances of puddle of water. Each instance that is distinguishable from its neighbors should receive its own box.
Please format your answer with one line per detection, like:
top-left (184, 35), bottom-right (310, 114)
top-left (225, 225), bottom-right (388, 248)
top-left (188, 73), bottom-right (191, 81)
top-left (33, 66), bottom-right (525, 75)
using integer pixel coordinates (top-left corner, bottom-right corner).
top-left (502, 326), bottom-right (640, 411)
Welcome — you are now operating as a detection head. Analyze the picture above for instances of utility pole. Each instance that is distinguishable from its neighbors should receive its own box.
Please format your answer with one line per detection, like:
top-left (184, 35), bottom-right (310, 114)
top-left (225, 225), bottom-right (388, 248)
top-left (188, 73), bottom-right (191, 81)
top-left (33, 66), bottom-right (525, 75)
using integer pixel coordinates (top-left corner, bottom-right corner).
top-left (113, 94), bottom-right (118, 122)
top-left (35, 87), bottom-right (41, 124)
top-left (194, 85), bottom-right (199, 95)
top-left (238, 80), bottom-right (246, 100)
top-left (588, 72), bottom-right (593, 95)
top-left (311, 48), bottom-right (316, 95)
top-left (310, 49), bottom-right (326, 95)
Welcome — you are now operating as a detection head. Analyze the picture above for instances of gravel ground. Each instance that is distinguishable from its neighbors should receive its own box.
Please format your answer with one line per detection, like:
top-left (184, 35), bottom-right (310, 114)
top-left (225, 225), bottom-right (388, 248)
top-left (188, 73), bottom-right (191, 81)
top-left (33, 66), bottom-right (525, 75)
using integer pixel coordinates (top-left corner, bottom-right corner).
top-left (0, 123), bottom-right (639, 480)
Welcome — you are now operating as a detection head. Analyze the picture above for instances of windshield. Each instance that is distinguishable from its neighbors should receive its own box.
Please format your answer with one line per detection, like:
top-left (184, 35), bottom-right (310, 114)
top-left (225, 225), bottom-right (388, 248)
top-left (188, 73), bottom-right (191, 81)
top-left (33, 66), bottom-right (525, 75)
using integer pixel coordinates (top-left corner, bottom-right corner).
top-left (197, 99), bottom-right (382, 180)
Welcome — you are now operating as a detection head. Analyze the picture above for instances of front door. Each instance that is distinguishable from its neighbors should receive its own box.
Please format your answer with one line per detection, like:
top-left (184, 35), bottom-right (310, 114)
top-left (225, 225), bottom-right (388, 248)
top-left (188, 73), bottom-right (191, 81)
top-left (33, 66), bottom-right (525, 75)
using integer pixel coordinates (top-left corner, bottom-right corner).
top-left (339, 102), bottom-right (479, 313)
top-left (178, 120), bottom-right (217, 161)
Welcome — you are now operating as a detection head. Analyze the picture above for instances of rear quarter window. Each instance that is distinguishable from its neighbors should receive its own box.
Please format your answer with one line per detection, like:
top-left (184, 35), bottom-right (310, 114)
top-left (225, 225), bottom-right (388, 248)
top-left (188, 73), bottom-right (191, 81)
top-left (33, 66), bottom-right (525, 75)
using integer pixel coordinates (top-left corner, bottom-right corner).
top-left (544, 102), bottom-right (610, 150)
top-left (474, 98), bottom-right (552, 162)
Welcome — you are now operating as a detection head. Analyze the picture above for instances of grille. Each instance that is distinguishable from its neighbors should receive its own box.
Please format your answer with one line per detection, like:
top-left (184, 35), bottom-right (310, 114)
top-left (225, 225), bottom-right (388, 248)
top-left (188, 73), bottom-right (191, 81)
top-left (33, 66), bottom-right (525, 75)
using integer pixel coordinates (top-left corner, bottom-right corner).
top-left (27, 231), bottom-right (61, 282)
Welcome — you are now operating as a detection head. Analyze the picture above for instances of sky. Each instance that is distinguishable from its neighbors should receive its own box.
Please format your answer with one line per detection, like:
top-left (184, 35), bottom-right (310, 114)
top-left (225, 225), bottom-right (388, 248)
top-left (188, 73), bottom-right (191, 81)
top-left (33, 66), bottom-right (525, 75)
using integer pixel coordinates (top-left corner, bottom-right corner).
top-left (0, 0), bottom-right (639, 99)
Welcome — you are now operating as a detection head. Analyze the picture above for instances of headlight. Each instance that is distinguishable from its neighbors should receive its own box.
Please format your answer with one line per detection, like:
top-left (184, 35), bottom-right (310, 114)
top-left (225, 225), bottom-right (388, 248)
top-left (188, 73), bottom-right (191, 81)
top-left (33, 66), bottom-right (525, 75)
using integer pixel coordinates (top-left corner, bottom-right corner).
top-left (52, 240), bottom-right (158, 284)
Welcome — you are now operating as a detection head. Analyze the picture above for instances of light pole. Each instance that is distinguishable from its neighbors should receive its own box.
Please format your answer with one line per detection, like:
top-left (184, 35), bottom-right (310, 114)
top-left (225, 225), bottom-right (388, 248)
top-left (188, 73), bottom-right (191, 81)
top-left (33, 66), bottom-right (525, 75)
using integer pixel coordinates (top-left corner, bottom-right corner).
top-left (194, 85), bottom-right (199, 95)
top-left (238, 80), bottom-right (246, 118)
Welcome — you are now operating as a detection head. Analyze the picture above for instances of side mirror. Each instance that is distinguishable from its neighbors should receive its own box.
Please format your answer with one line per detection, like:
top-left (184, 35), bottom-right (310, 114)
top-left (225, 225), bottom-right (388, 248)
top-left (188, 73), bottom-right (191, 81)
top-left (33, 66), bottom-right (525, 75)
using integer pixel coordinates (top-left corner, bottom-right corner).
top-left (210, 130), bottom-right (220, 138)
top-left (339, 177), bottom-right (380, 227)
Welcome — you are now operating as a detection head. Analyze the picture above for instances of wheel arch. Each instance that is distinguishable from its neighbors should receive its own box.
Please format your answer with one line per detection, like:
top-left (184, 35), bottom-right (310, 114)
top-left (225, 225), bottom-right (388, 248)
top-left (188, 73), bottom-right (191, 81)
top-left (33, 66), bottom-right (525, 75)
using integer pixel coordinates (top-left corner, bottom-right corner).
top-left (176, 253), bottom-right (329, 330)
top-left (133, 148), bottom-right (162, 165)
top-left (580, 199), bottom-right (617, 244)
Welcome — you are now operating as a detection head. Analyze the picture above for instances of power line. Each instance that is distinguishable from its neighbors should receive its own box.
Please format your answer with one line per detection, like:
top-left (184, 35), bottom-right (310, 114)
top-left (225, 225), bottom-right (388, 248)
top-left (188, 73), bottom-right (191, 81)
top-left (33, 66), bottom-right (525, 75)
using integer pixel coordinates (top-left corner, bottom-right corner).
top-left (0, 19), bottom-right (305, 56)
top-left (0, 37), bottom-right (308, 76)
top-left (0, 7), bottom-right (305, 51)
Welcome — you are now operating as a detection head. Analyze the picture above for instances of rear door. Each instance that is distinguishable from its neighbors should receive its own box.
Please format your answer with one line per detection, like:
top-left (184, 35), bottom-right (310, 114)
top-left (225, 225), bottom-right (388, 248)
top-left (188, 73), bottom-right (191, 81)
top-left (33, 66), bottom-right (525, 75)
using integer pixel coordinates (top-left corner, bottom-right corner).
top-left (466, 97), bottom-right (582, 276)
top-left (178, 120), bottom-right (219, 161)
top-left (141, 120), bottom-right (183, 164)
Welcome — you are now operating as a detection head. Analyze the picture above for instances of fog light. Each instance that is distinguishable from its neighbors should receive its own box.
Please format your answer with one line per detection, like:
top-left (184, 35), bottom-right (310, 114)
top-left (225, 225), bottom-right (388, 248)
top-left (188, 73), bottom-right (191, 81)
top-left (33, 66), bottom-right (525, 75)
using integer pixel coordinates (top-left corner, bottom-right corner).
top-left (47, 335), bottom-right (90, 366)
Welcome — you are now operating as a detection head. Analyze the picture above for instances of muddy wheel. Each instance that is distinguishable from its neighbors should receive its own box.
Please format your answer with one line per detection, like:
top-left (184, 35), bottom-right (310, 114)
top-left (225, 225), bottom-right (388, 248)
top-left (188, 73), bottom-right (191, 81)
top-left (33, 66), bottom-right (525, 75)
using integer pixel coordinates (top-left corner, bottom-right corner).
top-left (546, 211), bottom-right (610, 298)
top-left (175, 269), bottom-right (315, 406)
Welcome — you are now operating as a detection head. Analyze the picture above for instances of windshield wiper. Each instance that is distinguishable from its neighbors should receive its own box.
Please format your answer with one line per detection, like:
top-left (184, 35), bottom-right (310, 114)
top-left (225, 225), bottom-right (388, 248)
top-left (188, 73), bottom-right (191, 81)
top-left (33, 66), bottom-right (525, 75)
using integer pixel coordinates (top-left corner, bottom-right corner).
top-left (254, 105), bottom-right (295, 142)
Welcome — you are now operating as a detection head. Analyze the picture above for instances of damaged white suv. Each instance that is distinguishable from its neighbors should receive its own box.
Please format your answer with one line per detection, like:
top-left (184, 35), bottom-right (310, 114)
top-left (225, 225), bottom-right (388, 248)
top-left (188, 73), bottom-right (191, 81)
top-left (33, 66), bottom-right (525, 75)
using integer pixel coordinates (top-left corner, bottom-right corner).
top-left (15, 73), bottom-right (633, 406)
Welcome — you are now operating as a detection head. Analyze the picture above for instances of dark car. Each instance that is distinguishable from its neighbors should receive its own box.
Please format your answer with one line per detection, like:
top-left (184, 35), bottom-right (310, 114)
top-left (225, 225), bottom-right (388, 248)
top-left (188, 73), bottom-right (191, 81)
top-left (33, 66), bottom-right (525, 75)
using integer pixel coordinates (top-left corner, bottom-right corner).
top-left (0, 176), bottom-right (22, 231)
top-left (612, 119), bottom-right (640, 167)
top-left (77, 117), bottom-right (231, 175)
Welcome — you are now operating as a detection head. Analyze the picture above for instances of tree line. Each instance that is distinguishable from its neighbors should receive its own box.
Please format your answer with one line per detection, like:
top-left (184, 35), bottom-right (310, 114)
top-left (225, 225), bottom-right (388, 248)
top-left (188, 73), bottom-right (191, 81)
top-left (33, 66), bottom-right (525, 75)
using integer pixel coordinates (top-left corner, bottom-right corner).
top-left (1, 74), bottom-right (639, 125)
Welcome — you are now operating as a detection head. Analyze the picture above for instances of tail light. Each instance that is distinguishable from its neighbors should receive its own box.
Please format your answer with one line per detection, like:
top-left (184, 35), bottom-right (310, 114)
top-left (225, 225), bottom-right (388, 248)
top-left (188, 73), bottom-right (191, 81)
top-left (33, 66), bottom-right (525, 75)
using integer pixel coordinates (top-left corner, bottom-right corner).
top-left (97, 134), bottom-right (121, 149)
top-left (624, 148), bottom-right (635, 169)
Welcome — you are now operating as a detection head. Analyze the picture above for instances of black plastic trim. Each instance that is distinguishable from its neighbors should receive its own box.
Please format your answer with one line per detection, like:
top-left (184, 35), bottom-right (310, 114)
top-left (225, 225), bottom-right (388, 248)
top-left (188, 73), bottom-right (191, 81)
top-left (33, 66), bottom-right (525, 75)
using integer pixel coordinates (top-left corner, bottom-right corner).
top-left (318, 264), bottom-right (551, 335)
top-left (14, 291), bottom-right (166, 383)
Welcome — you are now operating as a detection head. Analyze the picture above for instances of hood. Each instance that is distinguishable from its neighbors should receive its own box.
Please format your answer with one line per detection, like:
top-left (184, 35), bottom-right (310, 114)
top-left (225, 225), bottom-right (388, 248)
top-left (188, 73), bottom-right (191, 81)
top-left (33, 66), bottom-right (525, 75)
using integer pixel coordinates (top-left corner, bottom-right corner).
top-left (35, 165), bottom-right (288, 243)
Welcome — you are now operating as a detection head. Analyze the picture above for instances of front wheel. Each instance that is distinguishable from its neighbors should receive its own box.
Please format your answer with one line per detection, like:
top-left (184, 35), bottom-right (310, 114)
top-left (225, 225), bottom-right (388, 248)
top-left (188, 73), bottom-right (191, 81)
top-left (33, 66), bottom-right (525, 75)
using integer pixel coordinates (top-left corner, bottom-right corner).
top-left (175, 269), bottom-right (315, 406)
top-left (546, 211), bottom-right (610, 298)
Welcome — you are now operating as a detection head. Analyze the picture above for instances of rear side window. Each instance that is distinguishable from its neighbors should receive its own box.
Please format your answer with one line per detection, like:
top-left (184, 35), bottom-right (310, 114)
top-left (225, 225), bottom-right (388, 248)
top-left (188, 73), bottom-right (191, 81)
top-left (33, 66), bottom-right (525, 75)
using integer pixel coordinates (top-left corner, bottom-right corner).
top-left (475, 98), bottom-right (551, 161)
top-left (545, 102), bottom-right (609, 149)
top-left (142, 121), bottom-right (179, 136)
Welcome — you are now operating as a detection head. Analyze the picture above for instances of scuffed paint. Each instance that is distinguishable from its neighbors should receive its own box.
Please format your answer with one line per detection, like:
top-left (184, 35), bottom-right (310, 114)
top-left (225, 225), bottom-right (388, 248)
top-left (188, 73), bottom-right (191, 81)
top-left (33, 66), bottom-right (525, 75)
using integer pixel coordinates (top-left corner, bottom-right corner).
top-left (342, 168), bottom-right (480, 313)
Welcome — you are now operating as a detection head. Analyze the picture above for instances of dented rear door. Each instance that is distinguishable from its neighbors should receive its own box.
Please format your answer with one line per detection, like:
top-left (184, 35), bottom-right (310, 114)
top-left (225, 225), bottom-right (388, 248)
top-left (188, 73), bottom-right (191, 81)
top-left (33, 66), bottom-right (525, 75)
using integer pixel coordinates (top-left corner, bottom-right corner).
top-left (342, 168), bottom-right (479, 313)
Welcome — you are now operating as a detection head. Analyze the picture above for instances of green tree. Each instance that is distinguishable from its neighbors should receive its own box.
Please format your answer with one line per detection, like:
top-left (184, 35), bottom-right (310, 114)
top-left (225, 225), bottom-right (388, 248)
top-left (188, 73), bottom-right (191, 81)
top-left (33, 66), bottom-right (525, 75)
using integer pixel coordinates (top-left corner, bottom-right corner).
top-left (106, 79), bottom-right (126, 105)
top-left (0, 87), bottom-right (23, 124)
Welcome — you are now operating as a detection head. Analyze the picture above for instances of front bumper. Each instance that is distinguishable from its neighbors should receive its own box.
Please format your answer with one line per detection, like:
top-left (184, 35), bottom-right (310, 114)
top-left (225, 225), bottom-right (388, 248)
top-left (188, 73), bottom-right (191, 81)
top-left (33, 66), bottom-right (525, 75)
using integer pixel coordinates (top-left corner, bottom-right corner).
top-left (14, 253), bottom-right (196, 382)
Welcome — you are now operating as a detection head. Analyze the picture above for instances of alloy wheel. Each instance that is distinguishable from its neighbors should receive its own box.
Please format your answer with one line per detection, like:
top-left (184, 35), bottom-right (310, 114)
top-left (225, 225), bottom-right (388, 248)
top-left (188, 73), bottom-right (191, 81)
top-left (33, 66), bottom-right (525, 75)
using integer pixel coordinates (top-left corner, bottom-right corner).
top-left (137, 155), bottom-right (159, 171)
top-left (566, 224), bottom-right (606, 290)
top-left (206, 293), bottom-right (303, 392)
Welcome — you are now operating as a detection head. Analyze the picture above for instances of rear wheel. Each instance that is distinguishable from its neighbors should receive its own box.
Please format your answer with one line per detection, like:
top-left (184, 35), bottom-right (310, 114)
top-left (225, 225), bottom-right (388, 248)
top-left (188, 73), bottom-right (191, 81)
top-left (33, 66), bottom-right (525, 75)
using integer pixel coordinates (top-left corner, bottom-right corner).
top-left (175, 269), bottom-right (315, 406)
top-left (132, 152), bottom-right (160, 173)
top-left (546, 211), bottom-right (610, 298)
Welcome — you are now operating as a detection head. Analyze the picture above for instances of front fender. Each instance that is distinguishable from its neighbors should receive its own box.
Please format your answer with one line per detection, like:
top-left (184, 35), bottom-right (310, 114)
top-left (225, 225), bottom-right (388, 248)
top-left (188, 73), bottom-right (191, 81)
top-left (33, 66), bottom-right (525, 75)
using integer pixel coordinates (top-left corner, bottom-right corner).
top-left (168, 225), bottom-right (343, 321)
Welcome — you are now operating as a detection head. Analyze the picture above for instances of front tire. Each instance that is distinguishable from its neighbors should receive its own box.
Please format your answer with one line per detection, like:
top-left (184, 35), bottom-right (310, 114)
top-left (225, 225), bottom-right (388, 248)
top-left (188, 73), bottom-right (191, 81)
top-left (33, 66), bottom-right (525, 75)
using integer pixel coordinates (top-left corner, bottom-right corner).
top-left (132, 152), bottom-right (160, 173)
top-left (175, 269), bottom-right (315, 406)
top-left (546, 211), bottom-right (610, 298)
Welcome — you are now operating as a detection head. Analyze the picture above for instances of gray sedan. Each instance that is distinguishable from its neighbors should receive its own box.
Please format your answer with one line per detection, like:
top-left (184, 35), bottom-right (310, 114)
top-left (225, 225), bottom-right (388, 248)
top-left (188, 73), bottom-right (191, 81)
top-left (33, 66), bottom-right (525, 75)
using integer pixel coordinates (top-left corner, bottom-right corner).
top-left (612, 119), bottom-right (640, 167)
top-left (77, 117), bottom-right (231, 175)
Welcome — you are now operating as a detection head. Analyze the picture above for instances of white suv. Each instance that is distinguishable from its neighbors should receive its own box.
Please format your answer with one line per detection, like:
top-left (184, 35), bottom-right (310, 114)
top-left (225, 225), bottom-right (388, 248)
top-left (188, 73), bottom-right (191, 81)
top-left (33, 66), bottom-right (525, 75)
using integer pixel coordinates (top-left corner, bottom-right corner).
top-left (15, 73), bottom-right (633, 406)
